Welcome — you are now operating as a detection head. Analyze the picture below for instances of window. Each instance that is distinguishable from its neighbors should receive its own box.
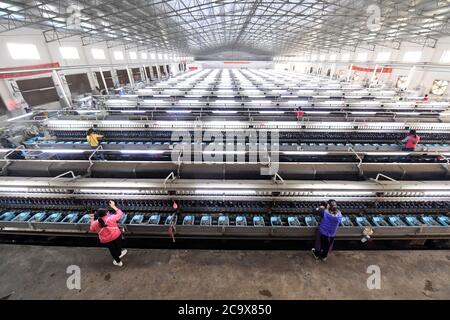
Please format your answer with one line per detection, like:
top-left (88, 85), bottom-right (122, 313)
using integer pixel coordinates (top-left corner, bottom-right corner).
top-left (164, 53), bottom-right (169, 60)
top-left (329, 53), bottom-right (336, 61)
top-left (95, 71), bottom-right (113, 90)
top-left (65, 73), bottom-right (92, 95)
top-left (396, 76), bottom-right (408, 89)
top-left (59, 47), bottom-right (80, 60)
top-left (311, 54), bottom-right (317, 61)
top-left (319, 54), bottom-right (325, 61)
top-left (341, 53), bottom-right (350, 61)
top-left (431, 80), bottom-right (448, 96)
top-left (0, 2), bottom-right (21, 11)
top-left (132, 68), bottom-right (141, 81)
top-left (114, 51), bottom-right (124, 60)
top-left (145, 66), bottom-right (152, 80)
top-left (150, 53), bottom-right (156, 59)
top-left (129, 51), bottom-right (137, 60)
top-left (158, 53), bottom-right (163, 59)
top-left (356, 52), bottom-right (368, 61)
top-left (376, 51), bottom-right (391, 62)
top-left (16, 77), bottom-right (59, 106)
top-left (7, 43), bottom-right (40, 60)
top-left (440, 50), bottom-right (450, 63)
top-left (116, 69), bottom-right (130, 84)
top-left (403, 51), bottom-right (421, 62)
top-left (141, 52), bottom-right (147, 59)
top-left (91, 48), bottom-right (105, 60)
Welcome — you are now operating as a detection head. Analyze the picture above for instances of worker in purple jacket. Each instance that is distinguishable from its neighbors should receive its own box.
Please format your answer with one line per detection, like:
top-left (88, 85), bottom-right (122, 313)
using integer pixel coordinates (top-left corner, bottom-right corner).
top-left (311, 200), bottom-right (342, 261)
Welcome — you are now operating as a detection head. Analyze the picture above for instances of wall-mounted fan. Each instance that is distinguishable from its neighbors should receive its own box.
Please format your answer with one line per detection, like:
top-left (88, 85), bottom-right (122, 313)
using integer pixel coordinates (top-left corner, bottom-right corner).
top-left (431, 80), bottom-right (449, 96)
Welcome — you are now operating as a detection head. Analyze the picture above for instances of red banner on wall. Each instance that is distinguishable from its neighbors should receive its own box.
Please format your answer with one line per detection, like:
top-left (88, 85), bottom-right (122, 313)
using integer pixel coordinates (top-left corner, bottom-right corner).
top-left (0, 62), bottom-right (60, 79)
top-left (351, 65), bottom-right (392, 73)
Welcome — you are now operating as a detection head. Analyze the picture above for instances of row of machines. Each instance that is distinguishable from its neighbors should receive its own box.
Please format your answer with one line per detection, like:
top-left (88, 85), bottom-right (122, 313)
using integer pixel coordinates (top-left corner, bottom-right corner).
top-left (1, 69), bottom-right (450, 245)
top-left (78, 69), bottom-right (447, 122)
top-left (6, 119), bottom-right (450, 181)
top-left (0, 178), bottom-right (449, 241)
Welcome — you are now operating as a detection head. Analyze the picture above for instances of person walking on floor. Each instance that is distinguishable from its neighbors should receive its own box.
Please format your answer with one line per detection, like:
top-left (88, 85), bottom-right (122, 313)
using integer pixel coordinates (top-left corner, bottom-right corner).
top-left (90, 200), bottom-right (127, 267)
top-left (311, 200), bottom-right (342, 261)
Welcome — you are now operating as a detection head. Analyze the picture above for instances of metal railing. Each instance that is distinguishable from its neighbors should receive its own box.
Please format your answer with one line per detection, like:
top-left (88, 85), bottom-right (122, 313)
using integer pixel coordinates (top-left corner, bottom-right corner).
top-left (0, 145), bottom-right (26, 175)
top-left (86, 145), bottom-right (104, 177)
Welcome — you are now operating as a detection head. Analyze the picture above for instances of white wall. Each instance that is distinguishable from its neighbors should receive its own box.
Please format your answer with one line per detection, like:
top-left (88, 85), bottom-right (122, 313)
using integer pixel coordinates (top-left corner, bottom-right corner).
top-left (279, 37), bottom-right (450, 97)
top-left (0, 27), bottom-right (190, 116)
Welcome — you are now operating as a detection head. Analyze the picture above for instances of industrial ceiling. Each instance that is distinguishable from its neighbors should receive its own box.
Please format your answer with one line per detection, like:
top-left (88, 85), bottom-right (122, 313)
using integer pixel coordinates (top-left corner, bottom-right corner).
top-left (0, 0), bottom-right (450, 58)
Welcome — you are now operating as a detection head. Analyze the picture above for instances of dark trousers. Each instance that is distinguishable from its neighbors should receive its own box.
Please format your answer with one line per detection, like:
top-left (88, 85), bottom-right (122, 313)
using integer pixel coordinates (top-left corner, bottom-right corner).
top-left (314, 232), bottom-right (335, 259)
top-left (105, 236), bottom-right (123, 263)
top-left (91, 146), bottom-right (106, 160)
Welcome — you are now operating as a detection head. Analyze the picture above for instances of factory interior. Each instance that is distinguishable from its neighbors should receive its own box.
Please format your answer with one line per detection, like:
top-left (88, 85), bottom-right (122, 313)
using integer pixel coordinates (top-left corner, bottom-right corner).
top-left (0, 0), bottom-right (450, 302)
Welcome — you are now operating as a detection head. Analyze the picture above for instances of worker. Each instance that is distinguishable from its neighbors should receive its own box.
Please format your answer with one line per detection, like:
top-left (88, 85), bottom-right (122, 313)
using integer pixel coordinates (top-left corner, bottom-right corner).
top-left (23, 104), bottom-right (32, 114)
top-left (422, 94), bottom-right (429, 102)
top-left (311, 199), bottom-right (342, 261)
top-left (89, 200), bottom-right (127, 267)
top-left (296, 109), bottom-right (305, 120)
top-left (401, 129), bottom-right (420, 151)
top-left (86, 128), bottom-right (106, 160)
top-left (92, 96), bottom-right (98, 109)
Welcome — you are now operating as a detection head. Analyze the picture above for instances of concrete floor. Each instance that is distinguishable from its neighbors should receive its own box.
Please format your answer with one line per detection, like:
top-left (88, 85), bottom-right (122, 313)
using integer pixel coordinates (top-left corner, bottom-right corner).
top-left (0, 244), bottom-right (449, 299)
